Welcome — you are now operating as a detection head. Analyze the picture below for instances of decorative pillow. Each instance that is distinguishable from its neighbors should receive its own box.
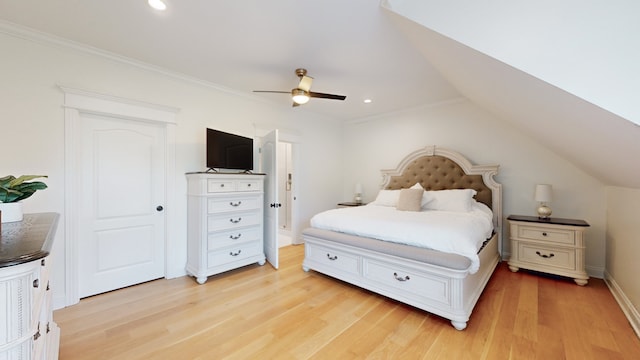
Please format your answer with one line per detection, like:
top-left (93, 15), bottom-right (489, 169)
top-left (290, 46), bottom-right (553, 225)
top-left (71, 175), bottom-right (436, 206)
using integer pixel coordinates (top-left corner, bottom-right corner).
top-left (396, 188), bottom-right (424, 211)
top-left (410, 182), bottom-right (433, 209)
top-left (423, 189), bottom-right (477, 212)
top-left (371, 189), bottom-right (401, 207)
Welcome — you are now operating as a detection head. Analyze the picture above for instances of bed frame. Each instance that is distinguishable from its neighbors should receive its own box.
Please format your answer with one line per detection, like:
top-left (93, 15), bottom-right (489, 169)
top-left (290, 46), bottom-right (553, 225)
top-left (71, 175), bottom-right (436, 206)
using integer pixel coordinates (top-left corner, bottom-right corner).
top-left (302, 146), bottom-right (502, 330)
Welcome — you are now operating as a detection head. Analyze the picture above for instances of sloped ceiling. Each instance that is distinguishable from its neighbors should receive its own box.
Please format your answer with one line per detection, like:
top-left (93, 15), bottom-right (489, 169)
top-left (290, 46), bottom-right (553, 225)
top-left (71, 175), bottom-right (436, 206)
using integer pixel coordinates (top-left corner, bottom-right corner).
top-left (382, 1), bottom-right (640, 189)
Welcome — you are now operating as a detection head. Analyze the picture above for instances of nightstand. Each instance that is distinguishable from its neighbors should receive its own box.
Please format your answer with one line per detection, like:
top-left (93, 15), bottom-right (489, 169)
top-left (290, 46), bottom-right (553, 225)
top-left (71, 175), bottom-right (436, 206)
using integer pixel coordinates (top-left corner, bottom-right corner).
top-left (507, 215), bottom-right (590, 286)
top-left (337, 202), bottom-right (366, 208)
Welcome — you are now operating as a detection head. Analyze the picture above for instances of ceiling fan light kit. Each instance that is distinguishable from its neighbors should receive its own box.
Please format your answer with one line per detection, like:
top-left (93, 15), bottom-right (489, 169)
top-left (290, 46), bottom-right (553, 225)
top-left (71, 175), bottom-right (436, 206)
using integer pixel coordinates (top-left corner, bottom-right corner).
top-left (291, 89), bottom-right (310, 104)
top-left (254, 68), bottom-right (346, 106)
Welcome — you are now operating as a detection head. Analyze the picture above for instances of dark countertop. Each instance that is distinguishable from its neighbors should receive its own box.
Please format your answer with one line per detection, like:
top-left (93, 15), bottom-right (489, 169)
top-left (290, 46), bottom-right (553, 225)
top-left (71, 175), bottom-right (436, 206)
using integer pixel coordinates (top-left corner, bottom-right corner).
top-left (0, 212), bottom-right (59, 268)
top-left (507, 214), bottom-right (590, 227)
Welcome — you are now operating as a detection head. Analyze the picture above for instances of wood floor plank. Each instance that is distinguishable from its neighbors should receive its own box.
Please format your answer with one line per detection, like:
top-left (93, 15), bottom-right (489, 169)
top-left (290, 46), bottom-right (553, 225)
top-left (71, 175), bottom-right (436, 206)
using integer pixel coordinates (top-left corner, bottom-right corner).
top-left (54, 244), bottom-right (640, 359)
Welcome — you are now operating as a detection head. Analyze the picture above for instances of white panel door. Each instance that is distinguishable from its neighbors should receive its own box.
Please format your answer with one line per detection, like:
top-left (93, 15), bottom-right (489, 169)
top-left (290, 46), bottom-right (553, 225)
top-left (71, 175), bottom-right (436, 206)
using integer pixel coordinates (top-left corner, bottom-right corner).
top-left (261, 129), bottom-right (279, 269)
top-left (78, 114), bottom-right (165, 298)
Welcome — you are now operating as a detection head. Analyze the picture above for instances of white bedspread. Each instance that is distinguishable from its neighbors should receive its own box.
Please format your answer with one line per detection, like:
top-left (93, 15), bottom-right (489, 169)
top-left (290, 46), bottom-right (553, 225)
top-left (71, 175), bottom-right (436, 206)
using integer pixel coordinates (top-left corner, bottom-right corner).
top-left (310, 203), bottom-right (494, 273)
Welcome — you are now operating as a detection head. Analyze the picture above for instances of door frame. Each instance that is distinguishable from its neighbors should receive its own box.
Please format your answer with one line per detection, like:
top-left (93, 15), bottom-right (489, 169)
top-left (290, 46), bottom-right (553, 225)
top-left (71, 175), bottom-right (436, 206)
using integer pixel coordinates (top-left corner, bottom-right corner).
top-left (60, 86), bottom-right (180, 307)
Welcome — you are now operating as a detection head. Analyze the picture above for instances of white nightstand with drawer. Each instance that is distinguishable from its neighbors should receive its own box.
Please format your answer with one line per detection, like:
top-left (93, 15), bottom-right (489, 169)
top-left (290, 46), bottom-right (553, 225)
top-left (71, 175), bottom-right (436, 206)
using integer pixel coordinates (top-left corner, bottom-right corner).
top-left (507, 215), bottom-right (590, 286)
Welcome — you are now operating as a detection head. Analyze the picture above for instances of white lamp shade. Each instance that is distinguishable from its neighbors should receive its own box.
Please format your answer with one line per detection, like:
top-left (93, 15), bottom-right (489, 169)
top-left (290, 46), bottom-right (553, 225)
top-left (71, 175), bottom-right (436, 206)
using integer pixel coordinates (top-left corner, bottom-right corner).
top-left (534, 184), bottom-right (553, 202)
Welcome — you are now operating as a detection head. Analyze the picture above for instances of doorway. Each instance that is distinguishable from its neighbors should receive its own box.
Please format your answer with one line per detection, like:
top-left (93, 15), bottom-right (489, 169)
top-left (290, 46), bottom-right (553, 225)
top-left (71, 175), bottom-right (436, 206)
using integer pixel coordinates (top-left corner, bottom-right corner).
top-left (61, 87), bottom-right (179, 307)
top-left (277, 141), bottom-right (294, 247)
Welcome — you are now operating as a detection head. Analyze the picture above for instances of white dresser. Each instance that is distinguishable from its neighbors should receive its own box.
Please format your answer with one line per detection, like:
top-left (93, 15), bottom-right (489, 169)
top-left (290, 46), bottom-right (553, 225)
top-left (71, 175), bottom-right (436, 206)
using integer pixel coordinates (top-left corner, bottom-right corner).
top-left (507, 215), bottom-right (590, 286)
top-left (0, 213), bottom-right (60, 360)
top-left (186, 173), bottom-right (266, 284)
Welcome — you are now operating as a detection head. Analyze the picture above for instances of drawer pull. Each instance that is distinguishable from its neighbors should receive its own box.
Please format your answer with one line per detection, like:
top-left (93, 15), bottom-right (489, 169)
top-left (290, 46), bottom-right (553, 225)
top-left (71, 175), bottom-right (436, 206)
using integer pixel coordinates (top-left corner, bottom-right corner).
top-left (229, 201), bottom-right (242, 207)
top-left (229, 233), bottom-right (242, 240)
top-left (33, 279), bottom-right (40, 288)
top-left (46, 281), bottom-right (50, 291)
top-left (536, 251), bottom-right (555, 259)
top-left (41, 258), bottom-right (46, 266)
top-left (247, 183), bottom-right (252, 187)
top-left (230, 250), bottom-right (242, 256)
top-left (393, 272), bottom-right (410, 282)
top-left (326, 254), bottom-right (338, 261)
top-left (229, 217), bottom-right (242, 224)
top-left (220, 184), bottom-right (225, 188)
top-left (542, 232), bottom-right (548, 236)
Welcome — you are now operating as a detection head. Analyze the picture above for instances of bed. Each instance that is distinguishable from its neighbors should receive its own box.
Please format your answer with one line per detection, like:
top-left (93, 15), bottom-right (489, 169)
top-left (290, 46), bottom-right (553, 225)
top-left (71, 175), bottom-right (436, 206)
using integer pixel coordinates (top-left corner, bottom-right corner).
top-left (302, 145), bottom-right (502, 330)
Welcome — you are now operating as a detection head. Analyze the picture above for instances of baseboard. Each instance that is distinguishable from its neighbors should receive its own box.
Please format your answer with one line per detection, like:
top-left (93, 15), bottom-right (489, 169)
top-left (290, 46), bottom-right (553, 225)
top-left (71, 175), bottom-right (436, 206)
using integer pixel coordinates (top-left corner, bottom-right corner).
top-left (604, 270), bottom-right (640, 338)
top-left (586, 265), bottom-right (605, 279)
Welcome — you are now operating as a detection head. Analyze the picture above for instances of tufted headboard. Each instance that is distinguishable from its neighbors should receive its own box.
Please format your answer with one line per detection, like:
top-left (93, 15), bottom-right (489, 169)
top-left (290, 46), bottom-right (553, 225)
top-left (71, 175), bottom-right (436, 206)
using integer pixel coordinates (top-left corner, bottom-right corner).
top-left (381, 146), bottom-right (502, 252)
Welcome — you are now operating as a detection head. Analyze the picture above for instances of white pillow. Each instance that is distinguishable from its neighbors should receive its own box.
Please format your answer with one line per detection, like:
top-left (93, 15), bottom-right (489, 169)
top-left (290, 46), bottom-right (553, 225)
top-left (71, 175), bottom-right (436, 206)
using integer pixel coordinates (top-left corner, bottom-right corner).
top-left (371, 189), bottom-right (401, 206)
top-left (423, 189), bottom-right (477, 212)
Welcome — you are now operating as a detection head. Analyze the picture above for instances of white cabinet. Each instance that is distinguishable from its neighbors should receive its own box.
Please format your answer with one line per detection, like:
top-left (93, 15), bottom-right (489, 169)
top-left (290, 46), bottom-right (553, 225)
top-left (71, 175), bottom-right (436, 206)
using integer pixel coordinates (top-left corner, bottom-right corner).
top-left (507, 215), bottom-right (589, 286)
top-left (0, 213), bottom-right (60, 360)
top-left (186, 173), bottom-right (266, 284)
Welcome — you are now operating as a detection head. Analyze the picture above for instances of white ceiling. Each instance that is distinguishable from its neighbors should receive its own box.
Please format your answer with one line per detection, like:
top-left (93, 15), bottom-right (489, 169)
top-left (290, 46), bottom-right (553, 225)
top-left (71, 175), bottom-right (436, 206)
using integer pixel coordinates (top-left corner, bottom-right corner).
top-left (0, 0), bottom-right (461, 120)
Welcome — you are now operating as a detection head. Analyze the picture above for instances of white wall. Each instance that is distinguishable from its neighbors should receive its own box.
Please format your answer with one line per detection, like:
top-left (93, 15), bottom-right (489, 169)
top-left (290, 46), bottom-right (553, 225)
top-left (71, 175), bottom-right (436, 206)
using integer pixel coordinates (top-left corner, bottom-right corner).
top-left (0, 30), bottom-right (344, 308)
top-left (342, 100), bottom-right (606, 275)
top-left (605, 186), bottom-right (640, 334)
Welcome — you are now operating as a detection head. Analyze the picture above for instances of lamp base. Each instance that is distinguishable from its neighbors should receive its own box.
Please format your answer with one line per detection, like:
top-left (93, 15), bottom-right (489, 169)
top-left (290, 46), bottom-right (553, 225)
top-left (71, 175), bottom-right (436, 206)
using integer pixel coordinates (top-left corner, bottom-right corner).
top-left (537, 204), bottom-right (552, 219)
top-left (354, 194), bottom-right (362, 204)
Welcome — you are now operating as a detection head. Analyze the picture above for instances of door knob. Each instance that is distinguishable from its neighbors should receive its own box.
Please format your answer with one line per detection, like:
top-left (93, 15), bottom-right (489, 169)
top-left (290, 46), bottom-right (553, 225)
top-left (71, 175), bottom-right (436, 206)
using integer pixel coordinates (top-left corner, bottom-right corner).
top-left (156, 206), bottom-right (164, 212)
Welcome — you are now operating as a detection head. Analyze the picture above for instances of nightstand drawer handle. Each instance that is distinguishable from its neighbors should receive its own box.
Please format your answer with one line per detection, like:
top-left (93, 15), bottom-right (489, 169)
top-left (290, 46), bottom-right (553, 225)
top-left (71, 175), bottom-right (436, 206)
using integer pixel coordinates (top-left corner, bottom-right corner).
top-left (229, 250), bottom-right (242, 256)
top-left (229, 217), bottom-right (242, 223)
top-left (229, 233), bottom-right (242, 240)
top-left (229, 201), bottom-right (242, 207)
top-left (542, 232), bottom-right (548, 236)
top-left (393, 272), bottom-right (410, 282)
top-left (536, 251), bottom-right (555, 259)
top-left (326, 254), bottom-right (338, 261)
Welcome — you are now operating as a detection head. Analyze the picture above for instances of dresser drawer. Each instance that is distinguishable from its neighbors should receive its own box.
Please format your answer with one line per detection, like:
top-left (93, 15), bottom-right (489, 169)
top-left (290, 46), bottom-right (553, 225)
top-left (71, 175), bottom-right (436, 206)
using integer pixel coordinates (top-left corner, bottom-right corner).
top-left (207, 195), bottom-right (261, 213)
top-left (305, 242), bottom-right (360, 276)
top-left (208, 227), bottom-right (261, 249)
top-left (517, 243), bottom-right (576, 271)
top-left (515, 225), bottom-right (576, 245)
top-left (207, 179), bottom-right (236, 193)
top-left (236, 179), bottom-right (262, 192)
top-left (207, 241), bottom-right (262, 266)
top-left (363, 259), bottom-right (451, 305)
top-left (207, 211), bottom-right (261, 231)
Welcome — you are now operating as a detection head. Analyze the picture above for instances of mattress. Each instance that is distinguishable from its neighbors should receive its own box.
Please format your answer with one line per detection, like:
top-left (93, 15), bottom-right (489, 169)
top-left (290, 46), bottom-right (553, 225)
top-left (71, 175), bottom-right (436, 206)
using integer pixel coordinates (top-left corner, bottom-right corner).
top-left (303, 227), bottom-right (475, 270)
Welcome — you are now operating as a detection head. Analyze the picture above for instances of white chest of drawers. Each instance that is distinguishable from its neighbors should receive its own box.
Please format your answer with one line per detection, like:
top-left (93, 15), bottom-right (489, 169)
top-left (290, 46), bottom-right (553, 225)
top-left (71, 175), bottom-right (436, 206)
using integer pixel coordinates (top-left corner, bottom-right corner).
top-left (507, 215), bottom-right (590, 286)
top-left (186, 173), bottom-right (266, 284)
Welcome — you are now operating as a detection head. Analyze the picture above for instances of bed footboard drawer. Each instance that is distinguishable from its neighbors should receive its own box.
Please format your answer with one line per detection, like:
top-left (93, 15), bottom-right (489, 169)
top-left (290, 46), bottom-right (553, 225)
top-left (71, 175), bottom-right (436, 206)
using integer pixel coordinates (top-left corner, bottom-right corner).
top-left (363, 259), bottom-right (451, 304)
top-left (305, 242), bottom-right (360, 276)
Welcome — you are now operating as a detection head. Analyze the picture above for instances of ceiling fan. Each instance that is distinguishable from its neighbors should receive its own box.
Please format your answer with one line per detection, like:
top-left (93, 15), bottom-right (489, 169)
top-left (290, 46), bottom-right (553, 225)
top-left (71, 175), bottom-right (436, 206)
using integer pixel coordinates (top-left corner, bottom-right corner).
top-left (253, 68), bottom-right (346, 107)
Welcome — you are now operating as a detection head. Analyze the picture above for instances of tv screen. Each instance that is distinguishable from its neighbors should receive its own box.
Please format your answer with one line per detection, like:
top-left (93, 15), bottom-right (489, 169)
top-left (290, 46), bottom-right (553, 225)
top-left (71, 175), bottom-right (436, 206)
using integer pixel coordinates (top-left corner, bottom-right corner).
top-left (206, 129), bottom-right (254, 171)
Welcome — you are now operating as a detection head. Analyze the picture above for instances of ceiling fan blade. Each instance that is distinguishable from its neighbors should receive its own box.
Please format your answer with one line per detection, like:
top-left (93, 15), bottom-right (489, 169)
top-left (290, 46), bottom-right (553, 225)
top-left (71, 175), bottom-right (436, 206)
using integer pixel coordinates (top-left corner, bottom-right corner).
top-left (253, 90), bottom-right (290, 94)
top-left (309, 91), bottom-right (346, 101)
top-left (298, 75), bottom-right (313, 92)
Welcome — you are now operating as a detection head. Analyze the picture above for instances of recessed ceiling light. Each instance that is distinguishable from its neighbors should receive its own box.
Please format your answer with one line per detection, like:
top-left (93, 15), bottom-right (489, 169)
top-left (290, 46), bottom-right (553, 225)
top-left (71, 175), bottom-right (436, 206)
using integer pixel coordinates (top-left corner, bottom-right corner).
top-left (364, 99), bottom-right (372, 104)
top-left (148, 0), bottom-right (167, 11)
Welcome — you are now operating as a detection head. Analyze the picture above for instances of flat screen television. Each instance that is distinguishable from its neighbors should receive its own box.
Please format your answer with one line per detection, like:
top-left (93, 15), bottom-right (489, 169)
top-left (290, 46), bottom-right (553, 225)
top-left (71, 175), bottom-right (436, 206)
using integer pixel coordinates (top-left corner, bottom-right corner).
top-left (206, 128), bottom-right (254, 171)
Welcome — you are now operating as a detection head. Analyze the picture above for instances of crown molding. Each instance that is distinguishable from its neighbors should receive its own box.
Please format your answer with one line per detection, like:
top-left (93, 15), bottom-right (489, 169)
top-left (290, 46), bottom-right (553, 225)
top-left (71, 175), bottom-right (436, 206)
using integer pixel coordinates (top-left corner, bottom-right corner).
top-left (0, 19), bottom-right (257, 101)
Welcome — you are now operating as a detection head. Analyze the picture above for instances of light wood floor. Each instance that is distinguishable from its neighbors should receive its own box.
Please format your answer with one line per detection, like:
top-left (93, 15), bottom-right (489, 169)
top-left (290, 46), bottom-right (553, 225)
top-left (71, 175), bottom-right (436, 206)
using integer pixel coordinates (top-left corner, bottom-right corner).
top-left (54, 245), bottom-right (640, 359)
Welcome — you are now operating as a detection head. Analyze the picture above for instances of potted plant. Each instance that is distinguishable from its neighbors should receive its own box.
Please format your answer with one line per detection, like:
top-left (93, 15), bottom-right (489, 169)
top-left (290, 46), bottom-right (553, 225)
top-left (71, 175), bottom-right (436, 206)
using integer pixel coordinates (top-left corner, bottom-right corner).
top-left (0, 175), bottom-right (48, 223)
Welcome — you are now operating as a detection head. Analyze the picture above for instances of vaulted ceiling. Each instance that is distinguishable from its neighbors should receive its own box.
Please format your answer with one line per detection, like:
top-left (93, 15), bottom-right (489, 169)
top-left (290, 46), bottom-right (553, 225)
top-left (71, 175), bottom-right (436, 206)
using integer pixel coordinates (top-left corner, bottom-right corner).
top-left (1, 0), bottom-right (638, 188)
